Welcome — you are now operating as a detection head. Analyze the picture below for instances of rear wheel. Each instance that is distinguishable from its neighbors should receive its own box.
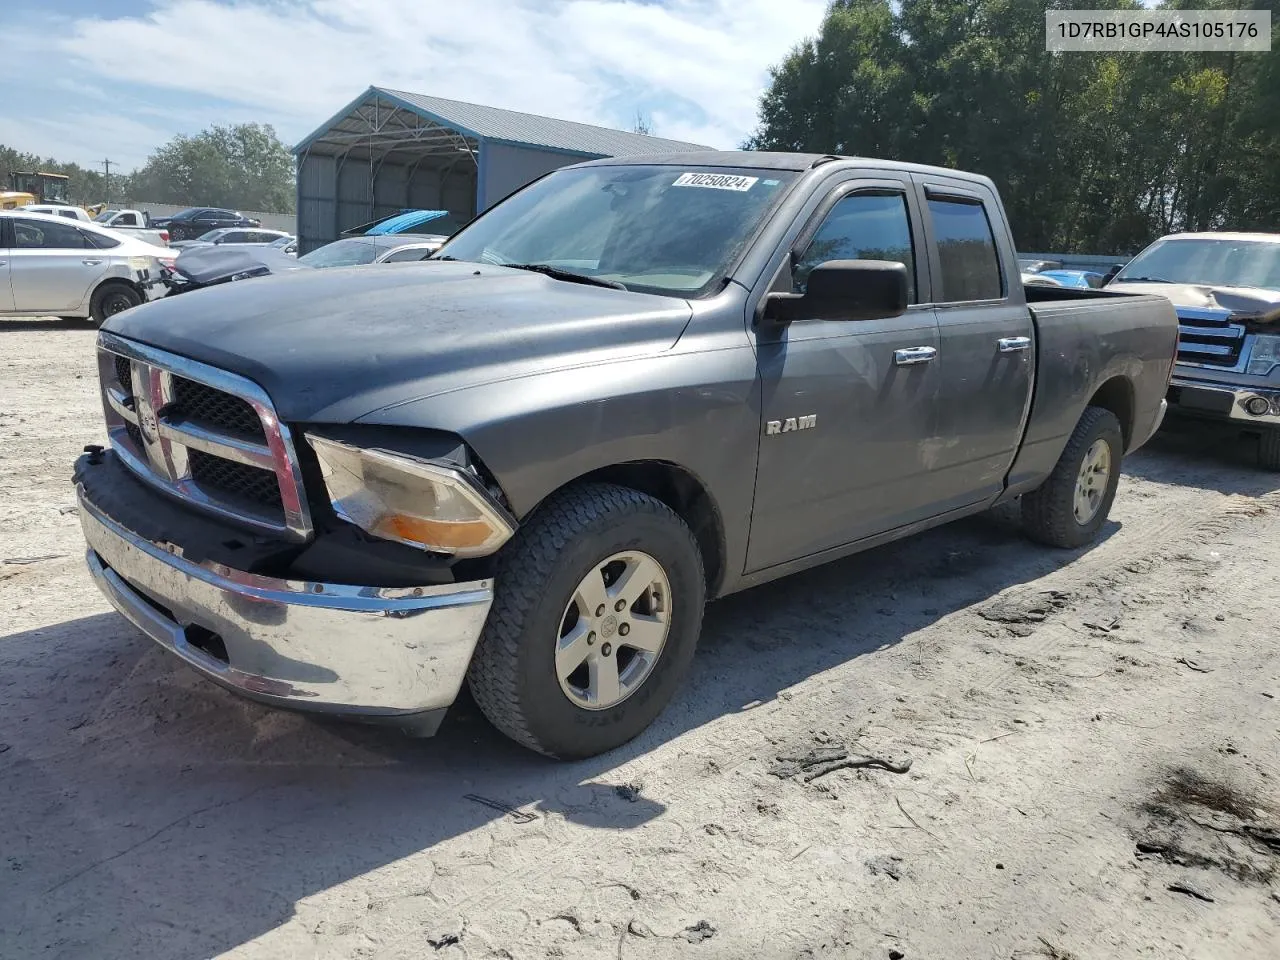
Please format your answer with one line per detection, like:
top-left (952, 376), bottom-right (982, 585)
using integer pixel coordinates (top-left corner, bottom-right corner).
top-left (1259, 428), bottom-right (1280, 471)
top-left (1022, 406), bottom-right (1123, 548)
top-left (89, 282), bottom-right (141, 326)
top-left (467, 483), bottom-right (705, 759)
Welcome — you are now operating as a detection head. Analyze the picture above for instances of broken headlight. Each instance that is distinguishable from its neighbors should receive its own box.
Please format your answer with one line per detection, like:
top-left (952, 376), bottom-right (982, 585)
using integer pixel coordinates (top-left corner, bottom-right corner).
top-left (1246, 334), bottom-right (1280, 377)
top-left (306, 434), bottom-right (515, 558)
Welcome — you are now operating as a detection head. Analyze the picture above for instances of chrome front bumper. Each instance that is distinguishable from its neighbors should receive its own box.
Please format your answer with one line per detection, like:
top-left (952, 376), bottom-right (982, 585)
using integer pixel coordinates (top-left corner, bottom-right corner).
top-left (78, 486), bottom-right (493, 729)
top-left (1168, 375), bottom-right (1280, 426)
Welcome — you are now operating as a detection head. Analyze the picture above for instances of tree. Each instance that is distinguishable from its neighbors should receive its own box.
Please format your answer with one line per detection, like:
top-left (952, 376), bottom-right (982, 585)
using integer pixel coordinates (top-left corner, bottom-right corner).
top-left (127, 123), bottom-right (296, 213)
top-left (747, 0), bottom-right (1280, 254)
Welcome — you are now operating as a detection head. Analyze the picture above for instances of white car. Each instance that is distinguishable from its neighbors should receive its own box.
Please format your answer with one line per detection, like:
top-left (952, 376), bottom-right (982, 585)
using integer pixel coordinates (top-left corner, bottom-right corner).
top-left (168, 227), bottom-right (293, 251)
top-left (0, 211), bottom-right (174, 324)
top-left (20, 203), bottom-right (92, 222)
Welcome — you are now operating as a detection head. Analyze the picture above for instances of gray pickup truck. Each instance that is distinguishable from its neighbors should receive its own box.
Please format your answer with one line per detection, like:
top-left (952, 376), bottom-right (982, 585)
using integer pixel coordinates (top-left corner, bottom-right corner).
top-left (74, 152), bottom-right (1177, 758)
top-left (1106, 232), bottom-right (1280, 468)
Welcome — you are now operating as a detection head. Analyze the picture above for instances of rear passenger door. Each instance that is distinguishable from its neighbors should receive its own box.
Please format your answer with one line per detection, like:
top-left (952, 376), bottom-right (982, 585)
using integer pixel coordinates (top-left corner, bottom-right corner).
top-left (748, 178), bottom-right (943, 572)
top-left (913, 179), bottom-right (1034, 509)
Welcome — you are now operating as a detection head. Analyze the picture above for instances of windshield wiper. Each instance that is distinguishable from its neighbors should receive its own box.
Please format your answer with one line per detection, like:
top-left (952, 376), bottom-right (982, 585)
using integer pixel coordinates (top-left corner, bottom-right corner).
top-left (504, 263), bottom-right (627, 290)
top-left (1115, 276), bottom-right (1172, 283)
top-left (430, 254), bottom-right (459, 261)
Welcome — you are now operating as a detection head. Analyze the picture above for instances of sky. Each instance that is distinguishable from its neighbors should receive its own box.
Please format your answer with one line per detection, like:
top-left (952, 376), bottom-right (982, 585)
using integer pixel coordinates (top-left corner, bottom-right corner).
top-left (0, 0), bottom-right (829, 172)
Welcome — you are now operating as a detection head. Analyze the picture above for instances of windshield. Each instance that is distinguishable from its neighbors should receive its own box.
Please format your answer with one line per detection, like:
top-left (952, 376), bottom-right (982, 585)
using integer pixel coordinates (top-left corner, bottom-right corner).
top-left (93, 210), bottom-right (120, 223)
top-left (1115, 238), bottom-right (1280, 291)
top-left (436, 165), bottom-right (797, 297)
top-left (298, 238), bottom-right (384, 268)
top-left (197, 229), bottom-right (228, 242)
top-left (268, 236), bottom-right (295, 249)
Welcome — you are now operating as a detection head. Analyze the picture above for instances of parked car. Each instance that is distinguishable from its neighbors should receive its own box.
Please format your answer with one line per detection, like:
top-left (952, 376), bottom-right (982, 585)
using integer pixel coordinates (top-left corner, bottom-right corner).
top-left (1038, 269), bottom-right (1106, 289)
top-left (20, 203), bottom-right (92, 222)
top-left (1018, 258), bottom-right (1063, 274)
top-left (1106, 232), bottom-right (1280, 468)
top-left (342, 209), bottom-right (465, 237)
top-left (75, 152), bottom-right (1177, 758)
top-left (168, 227), bottom-right (292, 251)
top-left (0, 211), bottom-right (172, 324)
top-left (149, 207), bottom-right (262, 242)
top-left (92, 209), bottom-right (171, 247)
top-left (161, 233), bottom-right (443, 295)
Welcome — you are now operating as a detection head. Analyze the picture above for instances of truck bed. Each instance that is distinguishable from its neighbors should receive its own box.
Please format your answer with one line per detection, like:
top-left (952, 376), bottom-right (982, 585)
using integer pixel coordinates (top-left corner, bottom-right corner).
top-left (1003, 287), bottom-right (1179, 497)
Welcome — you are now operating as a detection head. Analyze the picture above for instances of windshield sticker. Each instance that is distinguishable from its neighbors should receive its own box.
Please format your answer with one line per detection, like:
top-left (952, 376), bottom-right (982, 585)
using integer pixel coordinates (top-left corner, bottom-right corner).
top-left (672, 172), bottom-right (759, 192)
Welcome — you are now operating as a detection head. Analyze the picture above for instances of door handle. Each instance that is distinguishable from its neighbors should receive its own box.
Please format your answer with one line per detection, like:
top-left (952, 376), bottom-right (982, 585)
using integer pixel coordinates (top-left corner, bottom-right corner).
top-left (894, 346), bottom-right (937, 366)
top-left (998, 337), bottom-right (1031, 353)
top-left (82, 258), bottom-right (104, 266)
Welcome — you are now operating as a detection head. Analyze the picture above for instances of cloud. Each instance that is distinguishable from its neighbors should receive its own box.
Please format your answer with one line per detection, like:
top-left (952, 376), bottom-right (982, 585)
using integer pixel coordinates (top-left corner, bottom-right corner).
top-left (1, 0), bottom-right (827, 167)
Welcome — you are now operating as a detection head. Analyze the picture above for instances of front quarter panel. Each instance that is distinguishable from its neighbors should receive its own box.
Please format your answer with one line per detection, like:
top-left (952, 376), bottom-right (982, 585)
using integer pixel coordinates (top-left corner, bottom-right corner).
top-left (355, 292), bottom-right (761, 594)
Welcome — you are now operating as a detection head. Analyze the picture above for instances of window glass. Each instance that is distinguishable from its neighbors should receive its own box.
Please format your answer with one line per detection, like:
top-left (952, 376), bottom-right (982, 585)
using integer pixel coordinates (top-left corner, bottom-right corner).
top-left (298, 239), bottom-right (382, 268)
top-left (927, 198), bottom-right (1003, 301)
top-left (117, 212), bottom-right (139, 226)
top-left (1114, 238), bottom-right (1280, 290)
top-left (13, 218), bottom-right (90, 249)
top-left (794, 192), bottom-right (916, 301)
top-left (85, 230), bottom-right (121, 250)
top-left (436, 165), bottom-right (797, 297)
top-left (381, 246), bottom-right (434, 263)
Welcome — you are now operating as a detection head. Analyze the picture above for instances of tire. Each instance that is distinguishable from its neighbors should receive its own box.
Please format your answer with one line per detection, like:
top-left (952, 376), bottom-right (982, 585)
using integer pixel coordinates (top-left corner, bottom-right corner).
top-left (467, 482), bottom-right (706, 759)
top-left (89, 282), bottom-right (141, 326)
top-left (1022, 406), bottom-right (1124, 549)
top-left (1260, 429), bottom-right (1280, 471)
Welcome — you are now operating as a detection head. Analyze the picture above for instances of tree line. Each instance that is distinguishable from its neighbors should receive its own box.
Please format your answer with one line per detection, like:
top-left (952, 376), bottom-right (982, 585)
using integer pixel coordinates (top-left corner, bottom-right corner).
top-left (0, 123), bottom-right (296, 214)
top-left (747, 0), bottom-right (1280, 255)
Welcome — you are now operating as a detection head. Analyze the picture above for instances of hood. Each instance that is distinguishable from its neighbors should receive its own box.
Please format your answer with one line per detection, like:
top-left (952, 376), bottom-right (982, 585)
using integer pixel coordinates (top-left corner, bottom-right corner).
top-left (104, 261), bottom-right (693, 423)
top-left (1106, 281), bottom-right (1280, 324)
top-left (174, 244), bottom-right (303, 284)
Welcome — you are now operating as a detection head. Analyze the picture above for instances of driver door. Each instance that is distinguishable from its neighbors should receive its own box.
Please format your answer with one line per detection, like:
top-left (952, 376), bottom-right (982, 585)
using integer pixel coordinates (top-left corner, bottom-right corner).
top-left (747, 179), bottom-right (943, 572)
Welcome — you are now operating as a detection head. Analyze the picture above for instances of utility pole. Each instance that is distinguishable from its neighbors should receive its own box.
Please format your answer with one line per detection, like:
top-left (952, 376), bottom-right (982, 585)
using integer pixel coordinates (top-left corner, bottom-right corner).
top-left (100, 158), bottom-right (114, 203)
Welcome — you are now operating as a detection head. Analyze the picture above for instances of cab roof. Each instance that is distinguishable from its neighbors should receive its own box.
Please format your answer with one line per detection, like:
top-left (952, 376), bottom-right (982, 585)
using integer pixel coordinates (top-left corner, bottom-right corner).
top-left (1158, 232), bottom-right (1280, 243)
top-left (576, 150), bottom-right (997, 187)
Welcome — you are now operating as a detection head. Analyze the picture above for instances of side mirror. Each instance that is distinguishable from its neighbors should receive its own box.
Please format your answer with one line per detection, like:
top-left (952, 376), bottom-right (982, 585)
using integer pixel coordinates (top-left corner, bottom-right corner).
top-left (764, 259), bottom-right (909, 325)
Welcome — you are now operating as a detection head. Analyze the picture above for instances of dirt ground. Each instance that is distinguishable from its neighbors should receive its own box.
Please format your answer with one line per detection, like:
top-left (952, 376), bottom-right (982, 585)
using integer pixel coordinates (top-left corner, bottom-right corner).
top-left (1, 317), bottom-right (1278, 960)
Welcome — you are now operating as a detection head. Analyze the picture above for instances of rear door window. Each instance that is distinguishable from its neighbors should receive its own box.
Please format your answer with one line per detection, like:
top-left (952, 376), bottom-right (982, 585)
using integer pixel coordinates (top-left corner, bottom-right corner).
top-left (926, 197), bottom-right (1004, 301)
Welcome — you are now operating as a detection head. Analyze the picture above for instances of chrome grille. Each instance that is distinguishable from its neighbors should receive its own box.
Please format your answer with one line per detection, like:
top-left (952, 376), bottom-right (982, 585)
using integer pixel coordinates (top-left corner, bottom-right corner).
top-left (1176, 307), bottom-right (1246, 368)
top-left (96, 331), bottom-right (312, 540)
top-left (170, 377), bottom-right (265, 440)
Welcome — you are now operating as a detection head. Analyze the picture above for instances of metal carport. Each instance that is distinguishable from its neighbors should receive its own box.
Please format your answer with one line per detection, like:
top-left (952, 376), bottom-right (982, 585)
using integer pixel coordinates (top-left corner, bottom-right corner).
top-left (293, 86), bottom-right (712, 253)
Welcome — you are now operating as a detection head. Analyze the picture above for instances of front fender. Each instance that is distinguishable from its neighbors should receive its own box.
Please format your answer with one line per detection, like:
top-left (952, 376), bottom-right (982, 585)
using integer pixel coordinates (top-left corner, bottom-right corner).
top-left (356, 343), bottom-right (762, 583)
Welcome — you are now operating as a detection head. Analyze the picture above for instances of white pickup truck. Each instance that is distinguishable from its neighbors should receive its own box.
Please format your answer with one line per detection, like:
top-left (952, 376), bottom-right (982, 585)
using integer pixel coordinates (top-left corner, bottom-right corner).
top-left (92, 209), bottom-right (170, 247)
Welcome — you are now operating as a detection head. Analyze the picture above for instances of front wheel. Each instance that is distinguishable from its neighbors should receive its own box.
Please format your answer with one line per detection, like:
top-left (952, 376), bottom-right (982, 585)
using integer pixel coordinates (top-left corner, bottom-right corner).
top-left (467, 483), bottom-right (705, 759)
top-left (1022, 406), bottom-right (1124, 548)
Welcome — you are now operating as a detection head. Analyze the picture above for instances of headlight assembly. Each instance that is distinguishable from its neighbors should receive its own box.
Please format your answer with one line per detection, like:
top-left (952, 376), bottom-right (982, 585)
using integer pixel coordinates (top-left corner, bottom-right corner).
top-left (306, 434), bottom-right (515, 557)
top-left (1246, 334), bottom-right (1280, 377)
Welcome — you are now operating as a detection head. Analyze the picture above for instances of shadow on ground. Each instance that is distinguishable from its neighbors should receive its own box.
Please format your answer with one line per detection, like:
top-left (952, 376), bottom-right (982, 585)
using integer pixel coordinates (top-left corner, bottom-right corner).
top-left (0, 435), bottom-right (1274, 958)
top-left (0, 316), bottom-right (96, 333)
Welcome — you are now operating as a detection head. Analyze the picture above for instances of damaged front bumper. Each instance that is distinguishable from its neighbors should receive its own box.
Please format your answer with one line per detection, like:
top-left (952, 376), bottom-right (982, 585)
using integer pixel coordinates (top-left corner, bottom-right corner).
top-left (78, 485), bottom-right (493, 735)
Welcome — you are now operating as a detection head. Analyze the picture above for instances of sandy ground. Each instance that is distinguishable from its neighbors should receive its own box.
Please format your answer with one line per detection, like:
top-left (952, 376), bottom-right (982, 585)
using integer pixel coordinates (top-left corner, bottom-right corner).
top-left (1, 317), bottom-right (1278, 960)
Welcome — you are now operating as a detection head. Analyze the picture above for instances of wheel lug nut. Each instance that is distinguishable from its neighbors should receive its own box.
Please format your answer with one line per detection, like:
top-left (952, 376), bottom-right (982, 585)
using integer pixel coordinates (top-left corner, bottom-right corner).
top-left (595, 604), bottom-right (605, 617)
top-left (601, 642), bottom-right (612, 656)
top-left (615, 599), bottom-right (626, 612)
top-left (618, 623), bottom-right (630, 636)
top-left (587, 632), bottom-right (596, 645)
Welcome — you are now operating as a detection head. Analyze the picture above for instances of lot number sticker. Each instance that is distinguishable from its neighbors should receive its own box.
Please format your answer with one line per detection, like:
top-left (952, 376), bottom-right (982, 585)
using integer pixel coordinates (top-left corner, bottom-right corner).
top-left (672, 172), bottom-right (758, 191)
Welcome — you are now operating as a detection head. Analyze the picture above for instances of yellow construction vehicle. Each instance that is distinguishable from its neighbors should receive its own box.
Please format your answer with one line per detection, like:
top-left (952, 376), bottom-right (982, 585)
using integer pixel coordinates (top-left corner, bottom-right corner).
top-left (0, 171), bottom-right (72, 209)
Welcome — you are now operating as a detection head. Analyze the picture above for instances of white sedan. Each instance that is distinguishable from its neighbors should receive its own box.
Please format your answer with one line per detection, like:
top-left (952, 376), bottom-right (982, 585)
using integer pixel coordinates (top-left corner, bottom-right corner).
top-left (0, 211), bottom-right (174, 325)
